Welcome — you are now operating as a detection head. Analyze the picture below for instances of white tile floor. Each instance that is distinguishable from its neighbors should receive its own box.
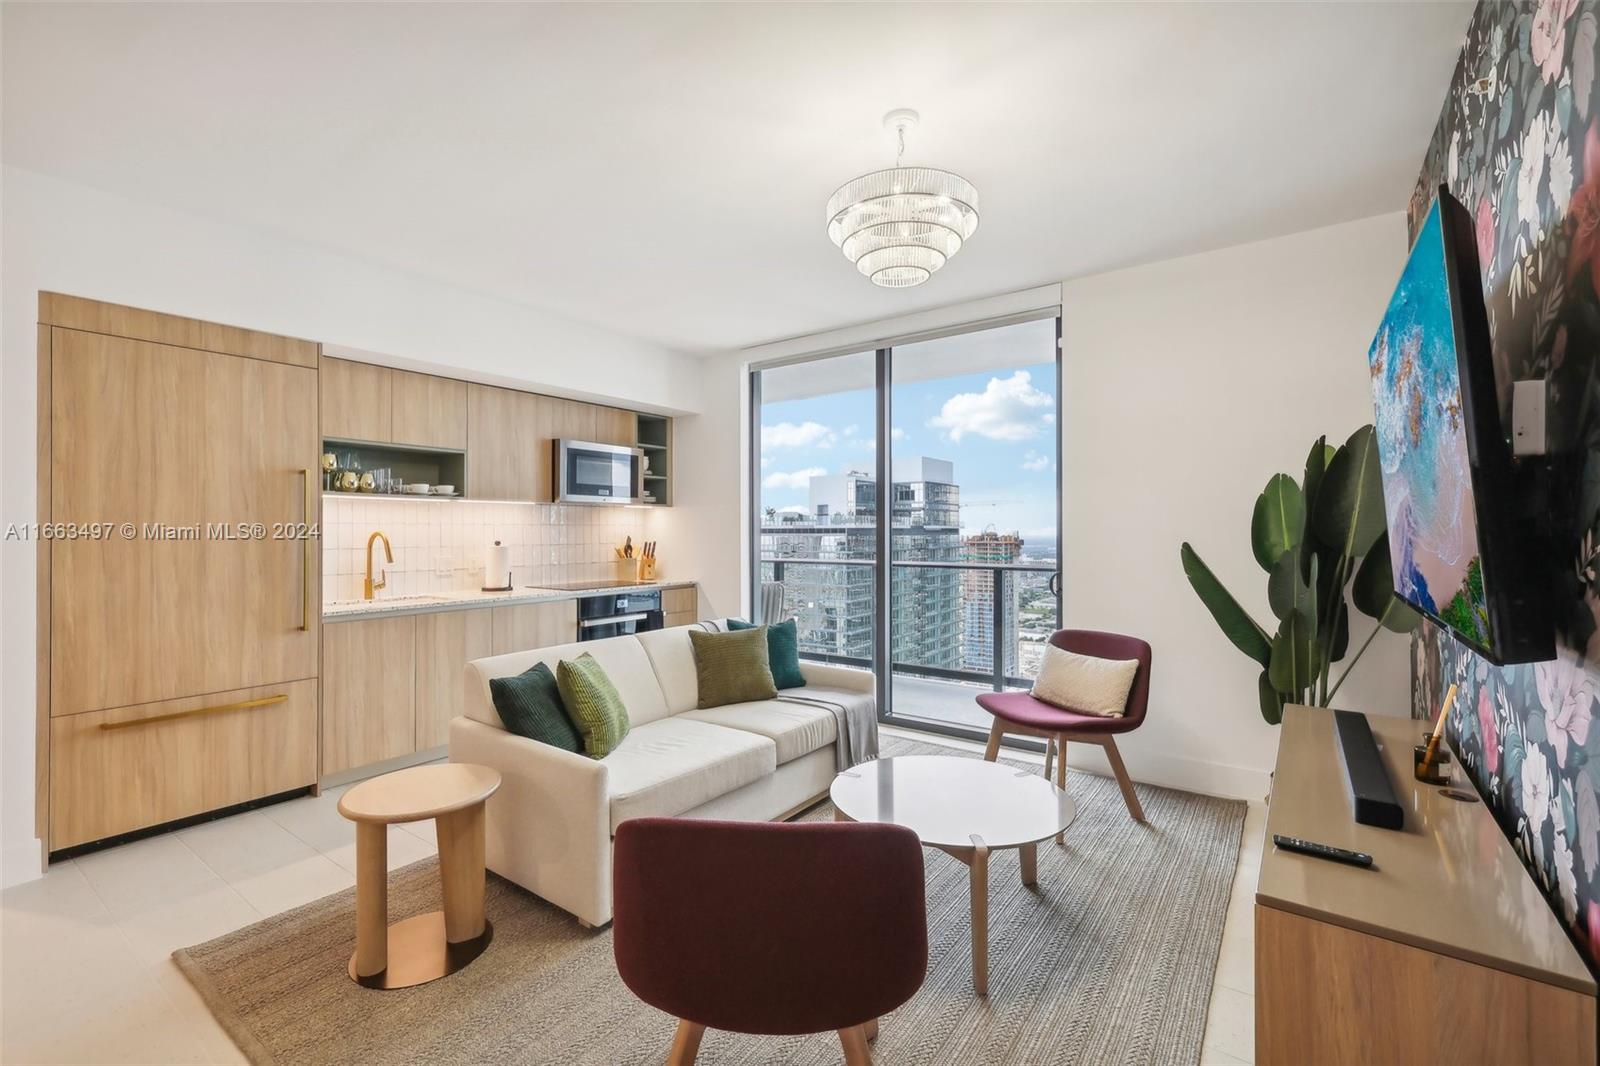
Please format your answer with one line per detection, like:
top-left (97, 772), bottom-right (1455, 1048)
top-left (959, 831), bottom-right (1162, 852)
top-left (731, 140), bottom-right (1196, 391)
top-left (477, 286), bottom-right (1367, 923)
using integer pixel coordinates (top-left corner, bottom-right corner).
top-left (0, 746), bottom-right (1265, 1065)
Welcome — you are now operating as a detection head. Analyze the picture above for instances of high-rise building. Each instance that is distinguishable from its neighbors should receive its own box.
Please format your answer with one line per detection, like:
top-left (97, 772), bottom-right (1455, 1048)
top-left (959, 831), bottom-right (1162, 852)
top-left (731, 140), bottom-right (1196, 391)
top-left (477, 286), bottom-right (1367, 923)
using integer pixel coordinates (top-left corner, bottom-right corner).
top-left (961, 531), bottom-right (1025, 677)
top-left (760, 459), bottom-right (962, 669)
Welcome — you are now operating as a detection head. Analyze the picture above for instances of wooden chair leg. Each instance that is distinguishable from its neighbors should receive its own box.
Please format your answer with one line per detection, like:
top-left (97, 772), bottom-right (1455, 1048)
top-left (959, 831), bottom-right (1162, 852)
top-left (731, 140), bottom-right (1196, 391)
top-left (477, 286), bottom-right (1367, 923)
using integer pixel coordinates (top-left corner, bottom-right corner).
top-left (1101, 736), bottom-right (1147, 823)
top-left (863, 1017), bottom-right (879, 1042)
top-left (667, 1019), bottom-right (705, 1066)
top-left (838, 1023), bottom-right (873, 1066)
top-left (983, 719), bottom-right (1004, 761)
top-left (1043, 735), bottom-right (1054, 780)
top-left (1054, 734), bottom-right (1068, 844)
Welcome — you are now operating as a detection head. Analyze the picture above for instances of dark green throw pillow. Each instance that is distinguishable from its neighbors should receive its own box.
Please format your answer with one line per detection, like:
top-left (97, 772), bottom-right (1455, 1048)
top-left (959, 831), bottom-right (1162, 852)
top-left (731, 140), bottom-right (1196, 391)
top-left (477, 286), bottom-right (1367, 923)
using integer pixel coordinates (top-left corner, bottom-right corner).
top-left (689, 626), bottom-right (778, 708)
top-left (488, 663), bottom-right (583, 753)
top-left (727, 617), bottom-right (806, 690)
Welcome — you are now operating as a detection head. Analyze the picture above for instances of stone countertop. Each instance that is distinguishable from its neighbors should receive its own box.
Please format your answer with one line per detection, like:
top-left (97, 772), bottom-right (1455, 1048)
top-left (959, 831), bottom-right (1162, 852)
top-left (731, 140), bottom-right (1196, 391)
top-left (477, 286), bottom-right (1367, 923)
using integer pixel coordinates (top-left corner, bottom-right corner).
top-left (322, 580), bottom-right (696, 622)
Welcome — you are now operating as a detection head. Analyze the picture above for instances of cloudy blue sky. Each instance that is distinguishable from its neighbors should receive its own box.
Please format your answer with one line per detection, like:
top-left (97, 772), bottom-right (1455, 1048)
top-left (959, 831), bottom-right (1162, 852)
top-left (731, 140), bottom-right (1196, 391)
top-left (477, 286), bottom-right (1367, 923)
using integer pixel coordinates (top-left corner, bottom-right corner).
top-left (759, 359), bottom-right (1059, 542)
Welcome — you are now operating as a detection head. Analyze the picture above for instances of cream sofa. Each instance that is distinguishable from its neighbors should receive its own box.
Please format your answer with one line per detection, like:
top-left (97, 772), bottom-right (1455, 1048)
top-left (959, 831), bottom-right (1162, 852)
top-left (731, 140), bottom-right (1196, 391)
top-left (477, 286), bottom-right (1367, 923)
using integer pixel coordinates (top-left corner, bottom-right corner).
top-left (450, 621), bottom-right (876, 927)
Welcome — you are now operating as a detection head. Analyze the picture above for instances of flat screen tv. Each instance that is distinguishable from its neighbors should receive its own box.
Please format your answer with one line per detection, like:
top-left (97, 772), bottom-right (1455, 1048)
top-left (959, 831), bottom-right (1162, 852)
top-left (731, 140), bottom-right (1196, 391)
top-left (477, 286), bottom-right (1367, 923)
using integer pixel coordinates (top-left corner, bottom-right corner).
top-left (1366, 186), bottom-right (1551, 665)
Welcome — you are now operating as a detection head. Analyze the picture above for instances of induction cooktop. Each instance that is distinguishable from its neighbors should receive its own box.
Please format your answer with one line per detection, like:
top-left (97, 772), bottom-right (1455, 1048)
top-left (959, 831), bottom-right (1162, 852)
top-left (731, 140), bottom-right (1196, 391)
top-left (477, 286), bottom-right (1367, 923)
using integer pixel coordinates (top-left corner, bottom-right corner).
top-left (524, 579), bottom-right (656, 593)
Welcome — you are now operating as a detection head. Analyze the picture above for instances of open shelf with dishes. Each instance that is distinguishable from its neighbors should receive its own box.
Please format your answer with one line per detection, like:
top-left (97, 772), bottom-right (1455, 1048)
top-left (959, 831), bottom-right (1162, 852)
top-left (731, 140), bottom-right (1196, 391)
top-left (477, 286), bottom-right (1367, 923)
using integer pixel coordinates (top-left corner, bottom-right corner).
top-left (322, 439), bottom-right (467, 498)
top-left (636, 413), bottom-right (672, 506)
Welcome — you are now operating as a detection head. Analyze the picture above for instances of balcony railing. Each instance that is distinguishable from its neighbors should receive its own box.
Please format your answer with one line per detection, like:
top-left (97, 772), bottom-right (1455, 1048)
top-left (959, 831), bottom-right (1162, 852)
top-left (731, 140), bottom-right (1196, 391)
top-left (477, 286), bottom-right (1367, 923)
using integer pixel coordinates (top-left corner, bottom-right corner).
top-left (759, 557), bottom-right (1060, 694)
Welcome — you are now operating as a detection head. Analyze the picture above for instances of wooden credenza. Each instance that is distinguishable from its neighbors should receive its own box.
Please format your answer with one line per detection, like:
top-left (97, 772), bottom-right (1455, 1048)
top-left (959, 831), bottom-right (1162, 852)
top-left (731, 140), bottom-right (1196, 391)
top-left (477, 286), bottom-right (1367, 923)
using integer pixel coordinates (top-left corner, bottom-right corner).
top-left (1257, 706), bottom-right (1597, 1065)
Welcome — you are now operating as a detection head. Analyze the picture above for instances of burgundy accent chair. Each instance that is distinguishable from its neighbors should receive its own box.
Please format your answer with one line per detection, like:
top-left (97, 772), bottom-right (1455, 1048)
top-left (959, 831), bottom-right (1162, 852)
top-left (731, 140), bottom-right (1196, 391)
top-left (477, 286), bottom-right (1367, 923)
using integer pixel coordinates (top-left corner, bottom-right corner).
top-left (977, 629), bottom-right (1152, 826)
top-left (612, 817), bottom-right (928, 1066)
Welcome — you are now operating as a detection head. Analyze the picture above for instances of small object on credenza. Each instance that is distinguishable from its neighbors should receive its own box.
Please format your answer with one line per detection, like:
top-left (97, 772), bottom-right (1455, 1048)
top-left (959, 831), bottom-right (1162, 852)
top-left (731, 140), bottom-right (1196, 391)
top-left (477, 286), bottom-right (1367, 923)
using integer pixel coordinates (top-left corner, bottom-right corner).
top-left (1271, 834), bottom-right (1373, 869)
top-left (1413, 733), bottom-right (1454, 785)
top-left (1414, 683), bottom-right (1458, 784)
top-left (1333, 709), bottom-right (1404, 829)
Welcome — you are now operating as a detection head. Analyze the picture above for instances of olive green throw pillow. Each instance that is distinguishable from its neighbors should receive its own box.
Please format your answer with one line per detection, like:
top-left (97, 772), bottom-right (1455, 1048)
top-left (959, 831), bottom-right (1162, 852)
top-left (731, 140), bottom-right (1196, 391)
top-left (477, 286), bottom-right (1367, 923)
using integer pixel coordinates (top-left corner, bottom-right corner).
top-left (726, 617), bottom-right (806, 690)
top-left (689, 626), bottom-right (778, 709)
top-left (489, 663), bottom-right (583, 753)
top-left (556, 654), bottom-right (631, 759)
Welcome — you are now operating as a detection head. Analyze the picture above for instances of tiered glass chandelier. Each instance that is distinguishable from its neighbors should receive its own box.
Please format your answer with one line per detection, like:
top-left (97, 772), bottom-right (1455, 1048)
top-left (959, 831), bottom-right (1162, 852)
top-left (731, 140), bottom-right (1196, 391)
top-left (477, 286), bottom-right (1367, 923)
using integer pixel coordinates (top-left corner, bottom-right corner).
top-left (826, 109), bottom-right (980, 288)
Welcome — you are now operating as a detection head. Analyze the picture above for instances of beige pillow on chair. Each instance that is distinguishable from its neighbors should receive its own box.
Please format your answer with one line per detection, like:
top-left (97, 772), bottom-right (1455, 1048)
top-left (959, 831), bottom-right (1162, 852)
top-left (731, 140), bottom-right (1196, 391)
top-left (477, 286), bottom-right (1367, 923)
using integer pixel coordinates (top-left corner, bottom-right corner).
top-left (1031, 645), bottom-right (1140, 716)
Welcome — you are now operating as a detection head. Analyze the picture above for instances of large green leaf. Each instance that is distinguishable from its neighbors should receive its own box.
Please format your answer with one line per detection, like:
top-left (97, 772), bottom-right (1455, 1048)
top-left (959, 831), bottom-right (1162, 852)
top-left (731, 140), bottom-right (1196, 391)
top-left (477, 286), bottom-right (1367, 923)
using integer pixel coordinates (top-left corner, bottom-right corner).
top-left (1251, 474), bottom-right (1305, 572)
top-left (1327, 598), bottom-right (1351, 661)
top-left (1180, 543), bottom-right (1272, 667)
top-left (1352, 534), bottom-right (1421, 633)
top-left (1258, 669), bottom-right (1285, 726)
top-left (1300, 437), bottom-right (1334, 580)
top-left (1267, 551), bottom-right (1316, 622)
top-left (1351, 532), bottom-right (1392, 618)
top-left (1313, 425), bottom-right (1387, 563)
top-left (1268, 609), bottom-right (1321, 698)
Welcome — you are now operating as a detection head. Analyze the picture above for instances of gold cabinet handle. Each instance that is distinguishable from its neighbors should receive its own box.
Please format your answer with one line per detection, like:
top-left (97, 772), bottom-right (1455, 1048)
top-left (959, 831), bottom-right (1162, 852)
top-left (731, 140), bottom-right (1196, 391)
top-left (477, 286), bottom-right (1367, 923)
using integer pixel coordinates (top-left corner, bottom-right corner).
top-left (99, 693), bottom-right (289, 731)
top-left (300, 467), bottom-right (315, 631)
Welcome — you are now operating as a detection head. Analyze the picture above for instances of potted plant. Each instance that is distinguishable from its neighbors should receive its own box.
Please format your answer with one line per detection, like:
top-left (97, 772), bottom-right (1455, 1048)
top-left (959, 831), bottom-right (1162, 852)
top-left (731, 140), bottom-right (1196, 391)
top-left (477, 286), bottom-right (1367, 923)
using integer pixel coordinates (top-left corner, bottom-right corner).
top-left (1180, 425), bottom-right (1418, 724)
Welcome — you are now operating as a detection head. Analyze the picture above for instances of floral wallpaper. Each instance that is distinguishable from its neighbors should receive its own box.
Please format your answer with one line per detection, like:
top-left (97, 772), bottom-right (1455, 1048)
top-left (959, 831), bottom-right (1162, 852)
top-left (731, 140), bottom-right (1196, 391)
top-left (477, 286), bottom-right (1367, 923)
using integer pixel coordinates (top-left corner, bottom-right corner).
top-left (1410, 0), bottom-right (1600, 969)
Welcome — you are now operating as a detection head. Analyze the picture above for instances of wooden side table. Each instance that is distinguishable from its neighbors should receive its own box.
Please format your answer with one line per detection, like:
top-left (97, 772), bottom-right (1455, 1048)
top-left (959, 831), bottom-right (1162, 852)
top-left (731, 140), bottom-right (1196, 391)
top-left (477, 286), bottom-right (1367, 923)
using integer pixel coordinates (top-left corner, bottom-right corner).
top-left (337, 762), bottom-right (502, 990)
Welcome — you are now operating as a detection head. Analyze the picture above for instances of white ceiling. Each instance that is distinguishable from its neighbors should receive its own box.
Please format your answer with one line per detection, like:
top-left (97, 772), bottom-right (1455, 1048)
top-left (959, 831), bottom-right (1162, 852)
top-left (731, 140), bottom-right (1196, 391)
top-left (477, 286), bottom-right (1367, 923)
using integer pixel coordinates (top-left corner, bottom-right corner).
top-left (3, 2), bottom-right (1470, 355)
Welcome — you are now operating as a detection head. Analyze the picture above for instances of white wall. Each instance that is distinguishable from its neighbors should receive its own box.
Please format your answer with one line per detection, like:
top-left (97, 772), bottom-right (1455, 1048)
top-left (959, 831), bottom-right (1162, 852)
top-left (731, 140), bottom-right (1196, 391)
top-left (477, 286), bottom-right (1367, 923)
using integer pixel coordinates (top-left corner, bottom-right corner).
top-left (1059, 210), bottom-right (1412, 799)
top-left (675, 211), bottom-right (1414, 802)
top-left (648, 348), bottom-right (750, 620)
top-left (0, 166), bottom-right (705, 885)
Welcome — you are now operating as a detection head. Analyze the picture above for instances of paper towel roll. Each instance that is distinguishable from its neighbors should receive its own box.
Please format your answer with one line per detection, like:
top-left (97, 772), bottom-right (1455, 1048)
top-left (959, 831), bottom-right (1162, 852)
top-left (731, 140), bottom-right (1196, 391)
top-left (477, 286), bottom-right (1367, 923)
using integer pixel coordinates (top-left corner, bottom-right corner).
top-left (484, 541), bottom-right (511, 590)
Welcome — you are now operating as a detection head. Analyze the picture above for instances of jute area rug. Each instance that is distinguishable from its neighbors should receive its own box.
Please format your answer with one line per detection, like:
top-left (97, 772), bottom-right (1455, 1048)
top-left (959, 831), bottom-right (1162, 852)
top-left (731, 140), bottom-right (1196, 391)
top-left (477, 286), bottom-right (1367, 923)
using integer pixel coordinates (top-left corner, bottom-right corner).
top-left (175, 737), bottom-right (1245, 1065)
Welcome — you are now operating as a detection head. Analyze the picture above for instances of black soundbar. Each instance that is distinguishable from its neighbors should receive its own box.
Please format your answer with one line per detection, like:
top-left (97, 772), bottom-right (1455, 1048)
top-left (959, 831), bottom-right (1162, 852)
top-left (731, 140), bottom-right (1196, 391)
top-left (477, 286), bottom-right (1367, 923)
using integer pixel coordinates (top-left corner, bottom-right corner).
top-left (1332, 710), bottom-right (1404, 830)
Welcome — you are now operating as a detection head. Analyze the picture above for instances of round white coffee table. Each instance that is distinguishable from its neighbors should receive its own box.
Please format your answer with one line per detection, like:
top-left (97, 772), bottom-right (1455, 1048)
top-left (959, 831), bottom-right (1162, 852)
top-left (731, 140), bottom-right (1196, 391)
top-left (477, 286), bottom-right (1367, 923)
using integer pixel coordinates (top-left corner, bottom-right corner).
top-left (830, 755), bottom-right (1076, 996)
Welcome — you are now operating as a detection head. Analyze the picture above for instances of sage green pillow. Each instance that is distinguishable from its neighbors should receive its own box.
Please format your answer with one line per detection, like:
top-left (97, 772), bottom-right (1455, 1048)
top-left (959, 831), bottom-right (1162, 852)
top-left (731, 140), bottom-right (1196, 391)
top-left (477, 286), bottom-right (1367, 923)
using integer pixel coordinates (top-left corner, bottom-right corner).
top-left (489, 663), bottom-right (583, 753)
top-left (689, 626), bottom-right (777, 709)
top-left (556, 654), bottom-right (630, 759)
top-left (727, 617), bottom-right (806, 690)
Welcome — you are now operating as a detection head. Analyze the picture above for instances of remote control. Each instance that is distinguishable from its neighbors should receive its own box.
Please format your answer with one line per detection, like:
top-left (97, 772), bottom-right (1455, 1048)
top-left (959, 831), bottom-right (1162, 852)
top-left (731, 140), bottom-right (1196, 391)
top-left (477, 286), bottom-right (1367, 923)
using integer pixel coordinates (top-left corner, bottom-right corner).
top-left (1272, 834), bottom-right (1373, 868)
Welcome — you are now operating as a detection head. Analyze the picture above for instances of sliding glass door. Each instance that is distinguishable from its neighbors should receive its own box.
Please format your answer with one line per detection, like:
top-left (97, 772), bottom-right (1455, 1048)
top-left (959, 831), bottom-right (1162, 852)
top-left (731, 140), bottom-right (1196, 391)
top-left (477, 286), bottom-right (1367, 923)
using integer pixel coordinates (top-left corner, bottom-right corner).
top-left (886, 318), bottom-right (1060, 733)
top-left (754, 351), bottom-right (878, 669)
top-left (751, 314), bottom-right (1061, 746)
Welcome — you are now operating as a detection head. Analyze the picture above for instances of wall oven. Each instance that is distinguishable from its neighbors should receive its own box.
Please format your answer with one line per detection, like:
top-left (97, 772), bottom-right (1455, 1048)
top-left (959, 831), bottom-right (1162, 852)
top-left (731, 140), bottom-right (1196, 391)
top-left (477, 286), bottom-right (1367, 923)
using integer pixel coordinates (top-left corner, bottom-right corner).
top-left (554, 439), bottom-right (643, 504)
top-left (577, 591), bottom-right (664, 641)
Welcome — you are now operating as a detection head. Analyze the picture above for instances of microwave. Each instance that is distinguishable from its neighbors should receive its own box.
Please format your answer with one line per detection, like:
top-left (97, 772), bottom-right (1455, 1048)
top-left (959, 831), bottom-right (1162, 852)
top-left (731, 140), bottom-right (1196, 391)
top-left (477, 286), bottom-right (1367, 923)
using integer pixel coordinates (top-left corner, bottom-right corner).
top-left (554, 439), bottom-right (643, 504)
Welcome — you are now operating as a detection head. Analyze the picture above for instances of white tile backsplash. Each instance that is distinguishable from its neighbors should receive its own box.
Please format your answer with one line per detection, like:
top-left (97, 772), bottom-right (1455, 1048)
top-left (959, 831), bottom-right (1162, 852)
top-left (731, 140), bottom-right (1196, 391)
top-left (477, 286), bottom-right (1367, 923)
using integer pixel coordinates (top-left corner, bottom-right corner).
top-left (320, 496), bottom-right (645, 603)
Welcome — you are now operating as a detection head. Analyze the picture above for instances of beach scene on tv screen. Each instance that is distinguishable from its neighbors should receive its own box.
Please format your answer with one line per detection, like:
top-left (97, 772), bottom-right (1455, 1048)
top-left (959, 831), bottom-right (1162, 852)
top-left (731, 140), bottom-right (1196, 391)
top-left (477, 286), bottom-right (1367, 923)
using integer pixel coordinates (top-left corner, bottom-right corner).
top-left (1369, 200), bottom-right (1491, 651)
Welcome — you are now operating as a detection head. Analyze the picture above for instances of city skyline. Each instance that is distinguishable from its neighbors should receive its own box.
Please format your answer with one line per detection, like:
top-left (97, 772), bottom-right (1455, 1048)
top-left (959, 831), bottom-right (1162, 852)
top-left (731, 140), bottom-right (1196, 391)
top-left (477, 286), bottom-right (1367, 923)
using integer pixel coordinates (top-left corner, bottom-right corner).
top-left (758, 360), bottom-right (1059, 543)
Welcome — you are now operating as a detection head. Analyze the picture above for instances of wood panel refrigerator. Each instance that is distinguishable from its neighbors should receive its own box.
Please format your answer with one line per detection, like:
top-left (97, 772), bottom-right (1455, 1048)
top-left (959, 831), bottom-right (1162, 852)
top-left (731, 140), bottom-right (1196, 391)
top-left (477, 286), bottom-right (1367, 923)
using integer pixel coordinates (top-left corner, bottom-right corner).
top-left (41, 301), bottom-right (321, 852)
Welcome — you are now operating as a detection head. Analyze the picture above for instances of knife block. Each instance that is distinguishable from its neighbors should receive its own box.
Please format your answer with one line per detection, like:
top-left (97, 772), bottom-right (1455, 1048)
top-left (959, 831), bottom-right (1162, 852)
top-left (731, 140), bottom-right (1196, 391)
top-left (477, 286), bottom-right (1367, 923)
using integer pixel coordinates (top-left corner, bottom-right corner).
top-left (635, 555), bottom-right (658, 583)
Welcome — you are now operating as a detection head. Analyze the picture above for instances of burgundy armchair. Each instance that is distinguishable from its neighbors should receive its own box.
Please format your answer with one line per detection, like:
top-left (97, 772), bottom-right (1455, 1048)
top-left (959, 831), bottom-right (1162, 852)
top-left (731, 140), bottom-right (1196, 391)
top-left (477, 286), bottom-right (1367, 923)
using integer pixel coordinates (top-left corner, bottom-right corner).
top-left (976, 628), bottom-right (1152, 825)
top-left (612, 817), bottom-right (928, 1065)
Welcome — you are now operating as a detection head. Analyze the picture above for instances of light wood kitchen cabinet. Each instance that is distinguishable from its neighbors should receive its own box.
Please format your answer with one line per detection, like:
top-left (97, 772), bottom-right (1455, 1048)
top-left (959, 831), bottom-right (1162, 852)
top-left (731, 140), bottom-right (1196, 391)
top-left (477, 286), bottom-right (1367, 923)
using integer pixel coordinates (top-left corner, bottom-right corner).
top-left (322, 615), bottom-right (417, 774)
top-left (468, 383), bottom-right (543, 501)
top-left (49, 679), bottom-right (318, 850)
top-left (663, 585), bottom-right (700, 629)
top-left (492, 601), bottom-right (578, 654)
top-left (558, 398), bottom-right (598, 445)
top-left (321, 356), bottom-right (392, 443)
top-left (39, 292), bottom-right (319, 369)
top-left (49, 328), bottom-right (320, 717)
top-left (391, 369), bottom-right (468, 450)
top-left (594, 405), bottom-right (638, 447)
top-left (414, 608), bottom-right (494, 749)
